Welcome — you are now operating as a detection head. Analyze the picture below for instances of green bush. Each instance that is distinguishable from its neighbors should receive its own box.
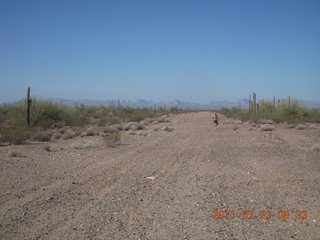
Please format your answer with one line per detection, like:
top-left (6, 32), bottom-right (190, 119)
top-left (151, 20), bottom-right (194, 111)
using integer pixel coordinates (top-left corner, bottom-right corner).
top-left (218, 98), bottom-right (320, 123)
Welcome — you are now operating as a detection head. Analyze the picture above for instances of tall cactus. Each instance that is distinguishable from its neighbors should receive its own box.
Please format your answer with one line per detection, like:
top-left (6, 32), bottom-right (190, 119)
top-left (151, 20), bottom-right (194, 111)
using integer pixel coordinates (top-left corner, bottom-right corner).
top-left (249, 94), bottom-right (252, 115)
top-left (26, 87), bottom-right (32, 126)
top-left (273, 96), bottom-right (276, 112)
top-left (252, 92), bottom-right (256, 116)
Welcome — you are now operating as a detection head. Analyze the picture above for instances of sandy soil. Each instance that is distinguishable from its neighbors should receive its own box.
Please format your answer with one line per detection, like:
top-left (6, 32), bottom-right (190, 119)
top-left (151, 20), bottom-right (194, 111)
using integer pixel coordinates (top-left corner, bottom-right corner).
top-left (0, 112), bottom-right (319, 240)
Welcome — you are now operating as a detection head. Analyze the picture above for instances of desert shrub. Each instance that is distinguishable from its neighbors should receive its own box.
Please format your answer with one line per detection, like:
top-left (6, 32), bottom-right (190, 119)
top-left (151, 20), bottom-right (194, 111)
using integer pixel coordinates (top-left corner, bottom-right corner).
top-left (103, 132), bottom-right (121, 147)
top-left (113, 124), bottom-right (123, 131)
top-left (296, 124), bottom-right (307, 130)
top-left (257, 119), bottom-right (274, 124)
top-left (103, 126), bottom-right (118, 133)
top-left (260, 125), bottom-right (275, 131)
top-left (52, 132), bottom-right (62, 140)
top-left (99, 117), bottom-right (120, 126)
top-left (218, 107), bottom-right (250, 122)
top-left (72, 128), bottom-right (83, 136)
top-left (7, 150), bottom-right (21, 157)
top-left (32, 131), bottom-right (53, 142)
top-left (218, 98), bottom-right (319, 124)
top-left (62, 129), bottom-right (76, 140)
top-left (80, 131), bottom-right (87, 137)
top-left (86, 127), bottom-right (100, 136)
top-left (163, 126), bottom-right (174, 132)
top-left (135, 123), bottom-right (145, 130)
top-left (0, 126), bottom-right (32, 144)
top-left (169, 106), bottom-right (183, 114)
top-left (123, 122), bottom-right (138, 131)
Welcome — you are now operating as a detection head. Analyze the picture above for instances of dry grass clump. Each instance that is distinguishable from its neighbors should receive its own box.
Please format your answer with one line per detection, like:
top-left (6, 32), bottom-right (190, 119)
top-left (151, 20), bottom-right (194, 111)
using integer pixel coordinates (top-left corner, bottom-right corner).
top-left (103, 126), bottom-right (118, 133)
top-left (71, 141), bottom-right (98, 149)
top-left (32, 131), bottom-right (53, 142)
top-left (311, 144), bottom-right (320, 152)
top-left (257, 119), bottom-right (274, 124)
top-left (158, 118), bottom-right (168, 123)
top-left (0, 126), bottom-right (31, 145)
top-left (62, 129), bottom-right (76, 140)
top-left (72, 128), bottom-right (83, 137)
top-left (59, 128), bottom-right (67, 134)
top-left (43, 144), bottom-right (51, 151)
top-left (7, 150), bottom-right (22, 157)
top-left (145, 118), bottom-right (154, 124)
top-left (113, 124), bottom-right (123, 131)
top-left (124, 122), bottom-right (138, 131)
top-left (80, 131), bottom-right (87, 137)
top-left (138, 131), bottom-right (148, 136)
top-left (52, 132), bottom-right (62, 140)
top-left (103, 132), bottom-right (121, 148)
top-left (86, 127), bottom-right (100, 136)
top-left (135, 123), bottom-right (145, 130)
top-left (307, 124), bottom-right (318, 129)
top-left (140, 120), bottom-right (149, 125)
top-left (260, 125), bottom-right (275, 131)
top-left (162, 126), bottom-right (174, 132)
top-left (296, 124), bottom-right (307, 130)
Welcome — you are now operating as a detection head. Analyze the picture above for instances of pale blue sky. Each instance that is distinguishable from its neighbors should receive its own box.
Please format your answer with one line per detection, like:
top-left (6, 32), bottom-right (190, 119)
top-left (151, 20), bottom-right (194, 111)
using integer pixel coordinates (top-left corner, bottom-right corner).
top-left (0, 0), bottom-right (319, 103)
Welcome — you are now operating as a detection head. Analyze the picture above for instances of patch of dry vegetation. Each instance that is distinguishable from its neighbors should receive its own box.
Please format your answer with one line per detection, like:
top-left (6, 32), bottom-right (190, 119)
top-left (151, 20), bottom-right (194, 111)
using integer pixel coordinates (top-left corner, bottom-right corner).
top-left (7, 150), bottom-right (22, 157)
top-left (103, 132), bottom-right (121, 147)
top-left (311, 144), bottom-right (320, 152)
top-left (0, 126), bottom-right (32, 145)
top-left (32, 131), bottom-right (53, 142)
top-left (71, 141), bottom-right (98, 149)
top-left (260, 125), bottom-right (275, 131)
top-left (62, 129), bottom-right (76, 140)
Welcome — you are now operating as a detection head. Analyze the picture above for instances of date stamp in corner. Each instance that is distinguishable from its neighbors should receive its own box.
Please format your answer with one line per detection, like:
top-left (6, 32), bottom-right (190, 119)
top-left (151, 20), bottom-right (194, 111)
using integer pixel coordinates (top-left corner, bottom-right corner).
top-left (210, 210), bottom-right (308, 220)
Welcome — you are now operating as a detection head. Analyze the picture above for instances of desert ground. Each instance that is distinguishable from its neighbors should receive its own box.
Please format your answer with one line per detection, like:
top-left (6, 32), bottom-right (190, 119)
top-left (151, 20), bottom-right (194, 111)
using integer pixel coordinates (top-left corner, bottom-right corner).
top-left (0, 112), bottom-right (319, 240)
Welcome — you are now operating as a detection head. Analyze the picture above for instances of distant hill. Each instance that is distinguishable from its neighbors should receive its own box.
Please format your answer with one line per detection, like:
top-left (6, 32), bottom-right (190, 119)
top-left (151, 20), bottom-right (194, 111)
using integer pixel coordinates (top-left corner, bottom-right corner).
top-left (49, 98), bottom-right (249, 109)
top-left (3, 98), bottom-right (319, 109)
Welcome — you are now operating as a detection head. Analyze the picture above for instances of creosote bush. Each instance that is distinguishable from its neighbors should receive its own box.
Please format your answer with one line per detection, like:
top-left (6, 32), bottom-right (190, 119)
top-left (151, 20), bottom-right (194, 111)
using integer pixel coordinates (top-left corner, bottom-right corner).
top-left (0, 126), bottom-right (32, 145)
top-left (217, 98), bottom-right (320, 124)
top-left (103, 131), bottom-right (121, 148)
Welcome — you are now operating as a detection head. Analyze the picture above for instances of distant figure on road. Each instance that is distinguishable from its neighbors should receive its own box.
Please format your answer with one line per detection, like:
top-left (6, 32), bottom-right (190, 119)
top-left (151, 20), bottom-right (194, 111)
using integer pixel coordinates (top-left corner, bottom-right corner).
top-left (212, 113), bottom-right (219, 126)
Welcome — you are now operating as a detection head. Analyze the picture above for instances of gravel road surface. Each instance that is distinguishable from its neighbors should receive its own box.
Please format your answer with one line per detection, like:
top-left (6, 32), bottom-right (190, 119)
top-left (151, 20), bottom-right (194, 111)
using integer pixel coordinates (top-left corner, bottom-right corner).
top-left (1, 112), bottom-right (319, 239)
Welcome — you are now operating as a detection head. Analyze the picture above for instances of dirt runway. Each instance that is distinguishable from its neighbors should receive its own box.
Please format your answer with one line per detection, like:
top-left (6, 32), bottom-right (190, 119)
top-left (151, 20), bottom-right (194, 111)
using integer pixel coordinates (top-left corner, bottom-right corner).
top-left (1, 112), bottom-right (319, 239)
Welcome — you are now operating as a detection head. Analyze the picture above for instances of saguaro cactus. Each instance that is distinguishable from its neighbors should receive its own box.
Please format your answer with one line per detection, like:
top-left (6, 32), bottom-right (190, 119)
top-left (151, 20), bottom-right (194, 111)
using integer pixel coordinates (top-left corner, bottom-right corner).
top-left (249, 94), bottom-right (252, 114)
top-left (273, 96), bottom-right (276, 112)
top-left (26, 87), bottom-right (32, 126)
top-left (252, 92), bottom-right (257, 116)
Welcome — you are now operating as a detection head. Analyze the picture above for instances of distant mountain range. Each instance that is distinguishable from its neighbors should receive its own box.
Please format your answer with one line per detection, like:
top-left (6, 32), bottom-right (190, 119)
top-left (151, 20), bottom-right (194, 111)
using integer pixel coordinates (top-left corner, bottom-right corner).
top-left (49, 98), bottom-right (320, 109)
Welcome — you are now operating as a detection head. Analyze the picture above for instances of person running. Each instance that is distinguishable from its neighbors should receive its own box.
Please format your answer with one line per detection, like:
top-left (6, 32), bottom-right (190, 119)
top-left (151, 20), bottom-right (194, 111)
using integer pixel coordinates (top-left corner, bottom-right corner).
top-left (212, 113), bottom-right (219, 126)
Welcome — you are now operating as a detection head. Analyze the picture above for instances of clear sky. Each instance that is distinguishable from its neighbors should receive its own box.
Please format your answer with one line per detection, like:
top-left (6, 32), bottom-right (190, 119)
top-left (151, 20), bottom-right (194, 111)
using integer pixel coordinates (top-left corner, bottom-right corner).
top-left (1, 0), bottom-right (319, 103)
